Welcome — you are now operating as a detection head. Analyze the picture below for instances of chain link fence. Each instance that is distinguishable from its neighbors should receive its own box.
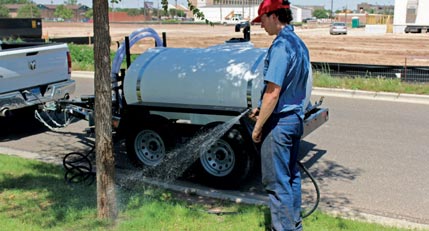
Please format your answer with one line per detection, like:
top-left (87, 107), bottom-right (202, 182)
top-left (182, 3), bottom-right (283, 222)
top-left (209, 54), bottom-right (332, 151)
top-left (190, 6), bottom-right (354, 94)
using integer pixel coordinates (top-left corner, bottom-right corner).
top-left (312, 62), bottom-right (429, 83)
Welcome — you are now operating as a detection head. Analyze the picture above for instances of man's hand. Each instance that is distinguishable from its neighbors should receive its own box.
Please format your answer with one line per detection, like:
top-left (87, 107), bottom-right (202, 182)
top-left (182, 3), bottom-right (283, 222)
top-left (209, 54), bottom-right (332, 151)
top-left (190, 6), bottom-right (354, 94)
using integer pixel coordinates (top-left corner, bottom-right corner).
top-left (249, 108), bottom-right (262, 143)
top-left (248, 108), bottom-right (259, 122)
top-left (252, 124), bottom-right (262, 143)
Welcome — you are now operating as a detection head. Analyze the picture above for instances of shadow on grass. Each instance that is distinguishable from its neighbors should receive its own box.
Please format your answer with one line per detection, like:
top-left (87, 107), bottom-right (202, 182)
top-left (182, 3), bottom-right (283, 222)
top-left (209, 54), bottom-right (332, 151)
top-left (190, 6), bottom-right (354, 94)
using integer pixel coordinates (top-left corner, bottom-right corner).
top-left (0, 158), bottom-right (100, 229)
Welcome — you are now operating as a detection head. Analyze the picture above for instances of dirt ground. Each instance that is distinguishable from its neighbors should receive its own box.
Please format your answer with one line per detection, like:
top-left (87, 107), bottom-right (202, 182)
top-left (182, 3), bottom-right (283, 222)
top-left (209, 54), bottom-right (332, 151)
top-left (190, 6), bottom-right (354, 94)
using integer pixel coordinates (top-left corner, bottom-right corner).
top-left (43, 22), bottom-right (429, 66)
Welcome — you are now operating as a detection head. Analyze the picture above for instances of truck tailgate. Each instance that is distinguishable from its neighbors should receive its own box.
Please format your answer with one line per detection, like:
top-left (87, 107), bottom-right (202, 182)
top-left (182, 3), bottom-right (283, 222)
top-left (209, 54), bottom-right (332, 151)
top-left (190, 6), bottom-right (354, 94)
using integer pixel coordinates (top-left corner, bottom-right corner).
top-left (0, 43), bottom-right (70, 94)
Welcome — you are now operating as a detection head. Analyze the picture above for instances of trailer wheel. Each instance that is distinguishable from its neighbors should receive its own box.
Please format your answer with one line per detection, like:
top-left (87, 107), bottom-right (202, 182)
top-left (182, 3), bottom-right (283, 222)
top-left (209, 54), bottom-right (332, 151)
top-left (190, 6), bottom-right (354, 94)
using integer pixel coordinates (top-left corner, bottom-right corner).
top-left (126, 117), bottom-right (173, 167)
top-left (200, 139), bottom-right (235, 177)
top-left (193, 125), bottom-right (254, 189)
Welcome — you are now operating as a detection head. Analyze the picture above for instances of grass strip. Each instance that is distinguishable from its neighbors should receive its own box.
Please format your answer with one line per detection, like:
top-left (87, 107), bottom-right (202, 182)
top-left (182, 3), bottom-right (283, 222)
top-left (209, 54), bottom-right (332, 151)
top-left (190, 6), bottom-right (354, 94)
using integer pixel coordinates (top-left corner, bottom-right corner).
top-left (0, 154), bottom-right (414, 230)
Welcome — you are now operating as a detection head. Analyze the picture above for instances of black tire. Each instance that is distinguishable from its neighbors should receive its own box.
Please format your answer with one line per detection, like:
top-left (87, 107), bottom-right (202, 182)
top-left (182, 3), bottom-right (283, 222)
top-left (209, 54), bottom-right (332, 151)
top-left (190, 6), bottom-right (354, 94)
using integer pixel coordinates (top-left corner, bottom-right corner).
top-left (192, 125), bottom-right (255, 189)
top-left (125, 116), bottom-right (173, 167)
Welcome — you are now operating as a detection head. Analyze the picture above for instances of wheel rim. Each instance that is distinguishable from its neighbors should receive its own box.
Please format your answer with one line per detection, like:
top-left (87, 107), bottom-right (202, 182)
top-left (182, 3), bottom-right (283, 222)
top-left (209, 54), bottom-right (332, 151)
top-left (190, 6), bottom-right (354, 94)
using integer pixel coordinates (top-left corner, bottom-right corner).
top-left (134, 129), bottom-right (165, 166)
top-left (200, 139), bottom-right (235, 177)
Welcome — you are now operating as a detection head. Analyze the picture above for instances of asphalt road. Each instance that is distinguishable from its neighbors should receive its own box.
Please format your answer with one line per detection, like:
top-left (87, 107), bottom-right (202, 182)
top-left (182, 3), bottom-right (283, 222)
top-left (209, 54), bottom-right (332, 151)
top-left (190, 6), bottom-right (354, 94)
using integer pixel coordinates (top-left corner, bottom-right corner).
top-left (302, 96), bottom-right (429, 227)
top-left (1, 75), bottom-right (429, 229)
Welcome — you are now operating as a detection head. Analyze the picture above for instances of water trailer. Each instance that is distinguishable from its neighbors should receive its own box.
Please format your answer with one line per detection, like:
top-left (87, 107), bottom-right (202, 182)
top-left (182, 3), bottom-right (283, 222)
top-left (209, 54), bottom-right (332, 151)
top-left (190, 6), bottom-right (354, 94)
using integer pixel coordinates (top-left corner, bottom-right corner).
top-left (59, 24), bottom-right (329, 189)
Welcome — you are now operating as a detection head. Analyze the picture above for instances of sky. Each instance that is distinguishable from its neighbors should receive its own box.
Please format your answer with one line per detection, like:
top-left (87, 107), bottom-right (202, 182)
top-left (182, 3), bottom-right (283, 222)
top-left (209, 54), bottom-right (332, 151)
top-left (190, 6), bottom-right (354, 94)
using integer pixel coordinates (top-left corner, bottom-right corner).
top-left (32, 0), bottom-right (395, 10)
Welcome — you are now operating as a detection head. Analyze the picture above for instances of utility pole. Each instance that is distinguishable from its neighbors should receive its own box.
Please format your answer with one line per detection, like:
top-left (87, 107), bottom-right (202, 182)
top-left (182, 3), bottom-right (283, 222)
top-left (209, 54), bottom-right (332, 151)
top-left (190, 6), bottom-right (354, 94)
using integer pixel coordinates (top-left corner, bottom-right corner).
top-left (345, 3), bottom-right (348, 24)
top-left (330, 0), bottom-right (333, 19)
top-left (220, 0), bottom-right (222, 21)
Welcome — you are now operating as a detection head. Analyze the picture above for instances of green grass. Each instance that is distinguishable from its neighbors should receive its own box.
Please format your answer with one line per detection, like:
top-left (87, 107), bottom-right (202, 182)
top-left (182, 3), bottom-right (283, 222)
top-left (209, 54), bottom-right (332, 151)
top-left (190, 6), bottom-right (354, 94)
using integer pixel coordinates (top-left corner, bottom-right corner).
top-left (68, 44), bottom-right (139, 72)
top-left (0, 154), bottom-right (417, 230)
top-left (68, 44), bottom-right (97, 71)
top-left (314, 71), bottom-right (429, 95)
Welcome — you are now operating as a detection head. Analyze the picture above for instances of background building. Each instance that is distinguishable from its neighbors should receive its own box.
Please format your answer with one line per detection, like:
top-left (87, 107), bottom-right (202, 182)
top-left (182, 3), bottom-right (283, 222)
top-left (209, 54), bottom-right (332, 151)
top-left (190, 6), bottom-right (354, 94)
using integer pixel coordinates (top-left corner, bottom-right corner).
top-left (188, 0), bottom-right (312, 23)
top-left (357, 2), bottom-right (394, 14)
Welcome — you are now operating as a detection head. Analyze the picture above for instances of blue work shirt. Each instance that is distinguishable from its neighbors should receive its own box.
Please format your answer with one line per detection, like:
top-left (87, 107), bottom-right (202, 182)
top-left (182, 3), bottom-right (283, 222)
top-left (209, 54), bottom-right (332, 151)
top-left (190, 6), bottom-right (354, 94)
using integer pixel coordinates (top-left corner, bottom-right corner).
top-left (261, 25), bottom-right (311, 119)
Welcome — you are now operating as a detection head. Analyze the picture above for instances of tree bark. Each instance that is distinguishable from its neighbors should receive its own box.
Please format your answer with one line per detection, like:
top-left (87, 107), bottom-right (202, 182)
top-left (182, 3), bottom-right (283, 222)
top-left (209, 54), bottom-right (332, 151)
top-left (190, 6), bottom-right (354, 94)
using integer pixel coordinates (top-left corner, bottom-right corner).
top-left (93, 0), bottom-right (117, 220)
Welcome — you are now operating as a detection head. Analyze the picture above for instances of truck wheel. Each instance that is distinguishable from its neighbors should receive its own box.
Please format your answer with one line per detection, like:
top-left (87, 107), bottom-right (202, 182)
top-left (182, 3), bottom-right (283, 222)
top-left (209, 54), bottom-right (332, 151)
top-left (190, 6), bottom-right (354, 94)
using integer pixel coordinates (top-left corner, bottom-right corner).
top-left (126, 117), bottom-right (173, 167)
top-left (194, 126), bottom-right (254, 189)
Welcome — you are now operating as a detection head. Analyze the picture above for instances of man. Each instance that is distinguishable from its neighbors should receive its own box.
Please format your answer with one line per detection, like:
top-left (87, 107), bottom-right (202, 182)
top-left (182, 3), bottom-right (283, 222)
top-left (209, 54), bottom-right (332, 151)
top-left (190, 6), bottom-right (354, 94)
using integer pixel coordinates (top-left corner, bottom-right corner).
top-left (249, 0), bottom-right (312, 230)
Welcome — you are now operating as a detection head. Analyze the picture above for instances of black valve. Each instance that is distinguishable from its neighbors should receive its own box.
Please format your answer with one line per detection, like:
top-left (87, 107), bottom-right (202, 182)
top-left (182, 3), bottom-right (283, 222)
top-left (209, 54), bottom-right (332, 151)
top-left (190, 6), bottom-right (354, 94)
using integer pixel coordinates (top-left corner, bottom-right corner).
top-left (226, 21), bottom-right (251, 43)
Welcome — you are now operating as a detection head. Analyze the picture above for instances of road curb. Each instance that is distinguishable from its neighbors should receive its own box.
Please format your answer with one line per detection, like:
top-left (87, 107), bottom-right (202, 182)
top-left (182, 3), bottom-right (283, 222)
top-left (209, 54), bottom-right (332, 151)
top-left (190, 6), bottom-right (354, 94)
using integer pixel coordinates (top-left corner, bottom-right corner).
top-left (312, 87), bottom-right (429, 105)
top-left (116, 169), bottom-right (269, 206)
top-left (72, 71), bottom-right (94, 79)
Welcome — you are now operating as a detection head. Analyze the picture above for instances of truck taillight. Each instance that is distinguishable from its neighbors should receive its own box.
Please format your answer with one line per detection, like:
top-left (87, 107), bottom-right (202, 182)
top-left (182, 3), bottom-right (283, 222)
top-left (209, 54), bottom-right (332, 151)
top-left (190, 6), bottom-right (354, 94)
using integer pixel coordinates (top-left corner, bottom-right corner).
top-left (67, 51), bottom-right (72, 74)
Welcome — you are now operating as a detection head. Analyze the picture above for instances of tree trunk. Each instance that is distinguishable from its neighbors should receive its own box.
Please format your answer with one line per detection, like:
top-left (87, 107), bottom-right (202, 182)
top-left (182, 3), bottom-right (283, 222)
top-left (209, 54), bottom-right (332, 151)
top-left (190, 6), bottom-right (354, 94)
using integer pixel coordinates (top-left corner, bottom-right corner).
top-left (93, 0), bottom-right (117, 220)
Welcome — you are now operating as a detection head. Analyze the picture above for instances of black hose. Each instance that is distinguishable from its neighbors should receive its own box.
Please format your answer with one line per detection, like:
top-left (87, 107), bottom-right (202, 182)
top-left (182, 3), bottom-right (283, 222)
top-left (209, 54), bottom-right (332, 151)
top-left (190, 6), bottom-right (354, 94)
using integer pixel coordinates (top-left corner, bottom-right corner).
top-left (298, 161), bottom-right (320, 218)
top-left (63, 147), bottom-right (95, 185)
top-left (240, 115), bottom-right (320, 218)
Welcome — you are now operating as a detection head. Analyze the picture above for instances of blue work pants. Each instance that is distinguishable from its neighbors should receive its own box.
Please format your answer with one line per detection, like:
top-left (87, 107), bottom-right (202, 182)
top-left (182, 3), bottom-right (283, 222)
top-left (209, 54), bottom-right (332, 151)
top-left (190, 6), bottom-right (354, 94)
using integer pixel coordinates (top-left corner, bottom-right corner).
top-left (260, 112), bottom-right (303, 231)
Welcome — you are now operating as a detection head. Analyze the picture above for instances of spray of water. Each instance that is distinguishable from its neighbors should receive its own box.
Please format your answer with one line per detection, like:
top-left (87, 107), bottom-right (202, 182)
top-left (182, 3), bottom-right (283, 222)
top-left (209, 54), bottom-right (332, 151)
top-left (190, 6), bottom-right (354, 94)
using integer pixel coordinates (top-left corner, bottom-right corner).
top-left (140, 108), bottom-right (250, 182)
top-left (114, 109), bottom-right (250, 216)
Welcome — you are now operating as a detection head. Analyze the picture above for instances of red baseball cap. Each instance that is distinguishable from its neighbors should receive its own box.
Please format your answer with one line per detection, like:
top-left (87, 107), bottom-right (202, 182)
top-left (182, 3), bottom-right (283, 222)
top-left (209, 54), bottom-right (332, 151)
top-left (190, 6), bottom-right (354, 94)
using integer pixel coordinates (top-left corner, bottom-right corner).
top-left (251, 0), bottom-right (290, 24)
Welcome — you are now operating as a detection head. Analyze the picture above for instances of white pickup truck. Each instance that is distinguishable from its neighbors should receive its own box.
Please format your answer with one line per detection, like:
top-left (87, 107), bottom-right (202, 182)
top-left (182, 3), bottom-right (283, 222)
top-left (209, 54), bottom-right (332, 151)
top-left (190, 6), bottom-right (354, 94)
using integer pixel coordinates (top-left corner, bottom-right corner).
top-left (221, 16), bottom-right (248, 26)
top-left (0, 42), bottom-right (75, 117)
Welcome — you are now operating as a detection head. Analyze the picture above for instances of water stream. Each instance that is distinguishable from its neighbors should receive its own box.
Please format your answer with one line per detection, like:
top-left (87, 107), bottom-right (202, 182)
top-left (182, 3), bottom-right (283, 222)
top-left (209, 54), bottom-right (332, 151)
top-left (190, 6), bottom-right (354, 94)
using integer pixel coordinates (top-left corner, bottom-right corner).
top-left (140, 109), bottom-right (250, 182)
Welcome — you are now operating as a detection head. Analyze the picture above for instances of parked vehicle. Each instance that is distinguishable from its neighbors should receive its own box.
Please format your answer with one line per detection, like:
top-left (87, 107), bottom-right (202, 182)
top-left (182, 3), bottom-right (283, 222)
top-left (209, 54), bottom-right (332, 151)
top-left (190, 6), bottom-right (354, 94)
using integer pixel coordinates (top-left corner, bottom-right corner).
top-left (0, 41), bottom-right (75, 117)
top-left (330, 22), bottom-right (347, 35)
top-left (221, 16), bottom-right (248, 26)
top-left (398, 0), bottom-right (429, 33)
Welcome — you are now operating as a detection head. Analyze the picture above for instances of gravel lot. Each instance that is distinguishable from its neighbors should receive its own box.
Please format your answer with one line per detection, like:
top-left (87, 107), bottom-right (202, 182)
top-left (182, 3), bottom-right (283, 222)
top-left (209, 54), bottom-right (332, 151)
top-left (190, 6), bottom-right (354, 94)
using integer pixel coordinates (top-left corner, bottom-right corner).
top-left (44, 22), bottom-right (429, 66)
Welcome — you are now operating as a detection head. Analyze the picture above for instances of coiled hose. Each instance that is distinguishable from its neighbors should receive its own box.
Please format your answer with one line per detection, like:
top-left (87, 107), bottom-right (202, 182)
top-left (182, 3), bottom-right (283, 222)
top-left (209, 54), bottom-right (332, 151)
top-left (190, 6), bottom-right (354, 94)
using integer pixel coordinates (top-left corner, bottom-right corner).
top-left (62, 146), bottom-right (95, 185)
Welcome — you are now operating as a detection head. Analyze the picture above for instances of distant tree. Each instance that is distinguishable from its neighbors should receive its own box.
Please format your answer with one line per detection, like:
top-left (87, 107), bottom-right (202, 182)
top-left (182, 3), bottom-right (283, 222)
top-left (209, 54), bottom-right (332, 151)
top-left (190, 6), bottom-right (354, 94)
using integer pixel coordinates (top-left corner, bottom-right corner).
top-left (0, 4), bottom-right (10, 17)
top-left (126, 8), bottom-right (140, 16)
top-left (169, 9), bottom-right (185, 18)
top-left (161, 0), bottom-right (168, 12)
top-left (64, 0), bottom-right (77, 5)
top-left (17, 3), bottom-right (41, 18)
top-left (84, 8), bottom-right (92, 19)
top-left (54, 4), bottom-right (73, 20)
top-left (177, 9), bottom-right (185, 17)
top-left (383, 8), bottom-right (394, 15)
top-left (313, 8), bottom-right (329, 19)
top-left (1, 0), bottom-right (29, 3)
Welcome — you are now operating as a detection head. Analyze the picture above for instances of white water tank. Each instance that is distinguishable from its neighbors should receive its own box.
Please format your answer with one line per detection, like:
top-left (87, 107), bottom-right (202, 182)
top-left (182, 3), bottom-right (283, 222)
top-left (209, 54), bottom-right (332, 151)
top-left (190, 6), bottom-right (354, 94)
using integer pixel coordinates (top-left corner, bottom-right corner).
top-left (123, 41), bottom-right (312, 124)
top-left (124, 42), bottom-right (267, 123)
